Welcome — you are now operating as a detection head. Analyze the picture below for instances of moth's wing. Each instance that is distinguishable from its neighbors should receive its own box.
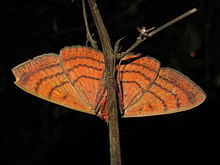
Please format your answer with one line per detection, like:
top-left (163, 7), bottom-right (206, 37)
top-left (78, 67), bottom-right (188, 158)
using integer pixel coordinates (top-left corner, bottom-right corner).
top-left (12, 53), bottom-right (95, 115)
top-left (123, 67), bottom-right (206, 117)
top-left (59, 46), bottom-right (105, 109)
top-left (119, 54), bottom-right (160, 109)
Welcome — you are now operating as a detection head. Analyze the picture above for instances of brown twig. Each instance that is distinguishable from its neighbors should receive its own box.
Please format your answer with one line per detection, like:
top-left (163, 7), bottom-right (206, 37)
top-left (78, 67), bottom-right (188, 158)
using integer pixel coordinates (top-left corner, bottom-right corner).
top-left (87, 0), bottom-right (122, 165)
top-left (119, 8), bottom-right (198, 58)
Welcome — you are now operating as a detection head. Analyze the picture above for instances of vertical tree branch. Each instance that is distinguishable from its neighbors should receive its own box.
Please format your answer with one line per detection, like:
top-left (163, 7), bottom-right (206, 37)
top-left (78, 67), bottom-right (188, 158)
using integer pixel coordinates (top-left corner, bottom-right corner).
top-left (87, 0), bottom-right (122, 165)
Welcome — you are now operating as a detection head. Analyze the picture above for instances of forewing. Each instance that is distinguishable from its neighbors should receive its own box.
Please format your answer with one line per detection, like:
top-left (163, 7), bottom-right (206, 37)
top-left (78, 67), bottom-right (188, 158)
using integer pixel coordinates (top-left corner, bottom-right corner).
top-left (123, 67), bottom-right (206, 117)
top-left (59, 46), bottom-right (105, 109)
top-left (119, 54), bottom-right (160, 109)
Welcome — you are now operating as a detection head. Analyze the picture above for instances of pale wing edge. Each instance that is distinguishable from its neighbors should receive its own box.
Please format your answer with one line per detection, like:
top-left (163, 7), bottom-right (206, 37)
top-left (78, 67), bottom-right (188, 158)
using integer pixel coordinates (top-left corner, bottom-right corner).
top-left (122, 96), bottom-right (205, 118)
top-left (14, 81), bottom-right (95, 115)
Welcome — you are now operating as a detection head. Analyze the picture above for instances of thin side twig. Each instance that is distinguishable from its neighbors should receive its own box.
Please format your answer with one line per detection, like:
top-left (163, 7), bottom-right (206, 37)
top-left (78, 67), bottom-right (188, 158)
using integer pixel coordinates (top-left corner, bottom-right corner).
top-left (148, 8), bottom-right (197, 37)
top-left (82, 0), bottom-right (98, 49)
top-left (119, 8), bottom-right (197, 58)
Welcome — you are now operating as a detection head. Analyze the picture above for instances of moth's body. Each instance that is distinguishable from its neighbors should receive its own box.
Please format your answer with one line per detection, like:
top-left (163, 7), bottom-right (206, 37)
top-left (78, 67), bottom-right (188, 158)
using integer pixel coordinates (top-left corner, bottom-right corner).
top-left (12, 46), bottom-right (206, 121)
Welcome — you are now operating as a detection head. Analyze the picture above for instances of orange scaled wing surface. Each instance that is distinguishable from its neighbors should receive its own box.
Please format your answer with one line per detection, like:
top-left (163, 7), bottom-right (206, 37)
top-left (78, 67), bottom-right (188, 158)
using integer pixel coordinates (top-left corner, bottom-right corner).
top-left (59, 46), bottom-right (105, 109)
top-left (12, 46), bottom-right (105, 115)
top-left (122, 62), bottom-right (206, 117)
top-left (118, 54), bottom-right (161, 110)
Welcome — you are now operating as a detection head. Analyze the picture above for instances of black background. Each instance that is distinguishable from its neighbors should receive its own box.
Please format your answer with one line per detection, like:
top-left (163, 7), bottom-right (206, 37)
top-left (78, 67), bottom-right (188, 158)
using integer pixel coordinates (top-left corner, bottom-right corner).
top-left (1, 0), bottom-right (219, 164)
